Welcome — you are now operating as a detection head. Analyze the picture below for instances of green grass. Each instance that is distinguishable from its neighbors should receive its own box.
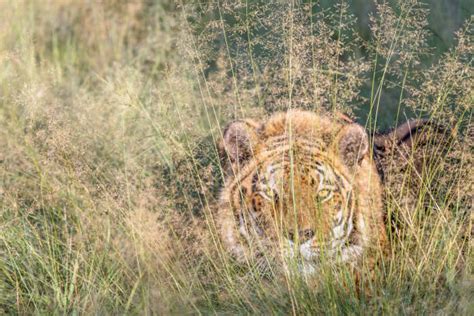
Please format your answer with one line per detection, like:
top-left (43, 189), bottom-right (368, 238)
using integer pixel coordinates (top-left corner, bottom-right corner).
top-left (0, 0), bottom-right (472, 314)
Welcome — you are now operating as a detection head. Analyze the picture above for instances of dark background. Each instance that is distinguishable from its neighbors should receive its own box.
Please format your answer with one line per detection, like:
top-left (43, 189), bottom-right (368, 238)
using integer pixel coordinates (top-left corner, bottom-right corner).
top-left (337, 0), bottom-right (472, 128)
top-left (195, 0), bottom-right (472, 129)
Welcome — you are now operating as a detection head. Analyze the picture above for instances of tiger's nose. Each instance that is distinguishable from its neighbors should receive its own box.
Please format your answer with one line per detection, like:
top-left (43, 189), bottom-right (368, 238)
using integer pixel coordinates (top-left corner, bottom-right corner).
top-left (288, 229), bottom-right (314, 242)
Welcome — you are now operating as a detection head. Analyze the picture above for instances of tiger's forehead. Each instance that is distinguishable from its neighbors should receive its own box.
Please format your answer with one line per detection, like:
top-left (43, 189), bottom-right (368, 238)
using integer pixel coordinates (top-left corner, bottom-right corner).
top-left (259, 110), bottom-right (343, 142)
top-left (259, 134), bottom-right (326, 154)
top-left (253, 144), bottom-right (350, 190)
top-left (254, 132), bottom-right (343, 171)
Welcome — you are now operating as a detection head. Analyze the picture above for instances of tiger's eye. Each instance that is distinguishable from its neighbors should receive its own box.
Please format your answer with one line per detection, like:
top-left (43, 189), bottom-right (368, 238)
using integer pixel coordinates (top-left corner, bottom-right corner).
top-left (318, 189), bottom-right (330, 198)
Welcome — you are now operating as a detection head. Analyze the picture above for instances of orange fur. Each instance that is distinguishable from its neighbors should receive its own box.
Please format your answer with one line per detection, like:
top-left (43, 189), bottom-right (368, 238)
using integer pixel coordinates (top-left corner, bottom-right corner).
top-left (217, 110), bottom-right (386, 270)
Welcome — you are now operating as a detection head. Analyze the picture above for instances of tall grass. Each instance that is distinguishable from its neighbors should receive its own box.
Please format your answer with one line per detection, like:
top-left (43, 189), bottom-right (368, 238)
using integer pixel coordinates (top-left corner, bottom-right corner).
top-left (0, 0), bottom-right (472, 314)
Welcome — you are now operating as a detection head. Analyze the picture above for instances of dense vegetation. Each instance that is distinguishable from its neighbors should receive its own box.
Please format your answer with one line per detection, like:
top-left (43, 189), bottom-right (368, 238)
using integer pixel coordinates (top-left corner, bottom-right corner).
top-left (0, 1), bottom-right (472, 314)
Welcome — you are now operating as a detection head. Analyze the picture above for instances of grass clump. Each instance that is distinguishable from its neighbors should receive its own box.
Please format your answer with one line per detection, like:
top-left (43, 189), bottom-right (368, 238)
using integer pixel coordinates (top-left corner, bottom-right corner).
top-left (0, 0), bottom-right (472, 314)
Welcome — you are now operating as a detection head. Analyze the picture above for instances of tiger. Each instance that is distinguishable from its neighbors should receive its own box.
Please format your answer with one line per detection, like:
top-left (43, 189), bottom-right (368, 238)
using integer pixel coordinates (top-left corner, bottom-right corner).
top-left (217, 110), bottom-right (434, 274)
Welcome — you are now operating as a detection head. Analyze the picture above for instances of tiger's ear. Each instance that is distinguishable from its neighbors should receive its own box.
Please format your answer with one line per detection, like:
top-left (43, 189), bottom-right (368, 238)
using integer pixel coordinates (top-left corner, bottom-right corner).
top-left (219, 120), bottom-right (260, 174)
top-left (335, 124), bottom-right (369, 168)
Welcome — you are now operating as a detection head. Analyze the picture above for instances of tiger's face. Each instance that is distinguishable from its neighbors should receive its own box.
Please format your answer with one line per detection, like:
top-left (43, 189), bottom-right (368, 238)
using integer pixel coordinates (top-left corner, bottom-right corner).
top-left (217, 111), bottom-right (385, 273)
top-left (248, 148), bottom-right (355, 262)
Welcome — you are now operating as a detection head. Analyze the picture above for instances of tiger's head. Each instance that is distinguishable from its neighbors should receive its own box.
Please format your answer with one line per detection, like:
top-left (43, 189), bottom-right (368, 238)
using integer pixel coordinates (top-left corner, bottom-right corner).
top-left (217, 110), bottom-right (386, 273)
